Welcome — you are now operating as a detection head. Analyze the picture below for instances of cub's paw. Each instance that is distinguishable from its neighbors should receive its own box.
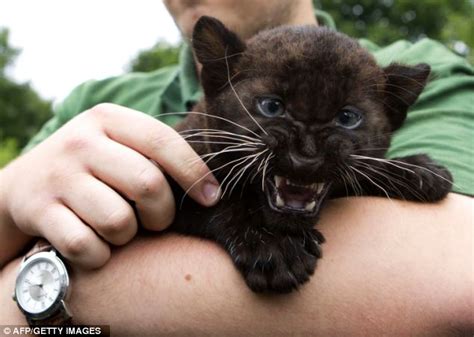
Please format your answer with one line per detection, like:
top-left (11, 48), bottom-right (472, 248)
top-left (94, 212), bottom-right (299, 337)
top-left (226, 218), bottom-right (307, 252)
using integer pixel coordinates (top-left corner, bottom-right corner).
top-left (229, 229), bottom-right (324, 293)
top-left (397, 154), bottom-right (453, 202)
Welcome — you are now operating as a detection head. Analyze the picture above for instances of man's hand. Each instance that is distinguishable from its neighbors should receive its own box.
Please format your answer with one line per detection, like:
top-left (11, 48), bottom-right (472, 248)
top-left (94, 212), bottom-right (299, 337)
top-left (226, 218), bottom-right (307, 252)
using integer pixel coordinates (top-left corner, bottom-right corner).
top-left (0, 103), bottom-right (220, 268)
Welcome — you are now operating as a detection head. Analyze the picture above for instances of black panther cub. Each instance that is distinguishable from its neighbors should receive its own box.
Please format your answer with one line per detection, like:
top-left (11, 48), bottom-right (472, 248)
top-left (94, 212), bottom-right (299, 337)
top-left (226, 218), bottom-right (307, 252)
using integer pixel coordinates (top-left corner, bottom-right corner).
top-left (168, 16), bottom-right (452, 293)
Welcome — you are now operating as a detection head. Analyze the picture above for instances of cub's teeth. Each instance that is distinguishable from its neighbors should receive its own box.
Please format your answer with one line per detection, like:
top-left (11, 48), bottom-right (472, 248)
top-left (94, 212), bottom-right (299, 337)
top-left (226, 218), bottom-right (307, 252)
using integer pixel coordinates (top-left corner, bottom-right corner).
top-left (317, 183), bottom-right (325, 193)
top-left (276, 194), bottom-right (285, 207)
top-left (274, 176), bottom-right (283, 188)
top-left (305, 201), bottom-right (316, 211)
top-left (309, 183), bottom-right (325, 193)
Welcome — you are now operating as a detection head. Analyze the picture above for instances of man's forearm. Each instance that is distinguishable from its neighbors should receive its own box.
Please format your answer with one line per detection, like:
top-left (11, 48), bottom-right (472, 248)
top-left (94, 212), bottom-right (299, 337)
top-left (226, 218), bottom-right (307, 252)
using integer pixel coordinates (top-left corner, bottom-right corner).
top-left (1, 194), bottom-right (472, 336)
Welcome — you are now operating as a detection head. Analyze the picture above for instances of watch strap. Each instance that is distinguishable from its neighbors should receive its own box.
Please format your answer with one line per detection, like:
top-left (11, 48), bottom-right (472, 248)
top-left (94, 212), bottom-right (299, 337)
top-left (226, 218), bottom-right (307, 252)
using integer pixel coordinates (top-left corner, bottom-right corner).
top-left (27, 303), bottom-right (73, 326)
top-left (24, 239), bottom-right (53, 260)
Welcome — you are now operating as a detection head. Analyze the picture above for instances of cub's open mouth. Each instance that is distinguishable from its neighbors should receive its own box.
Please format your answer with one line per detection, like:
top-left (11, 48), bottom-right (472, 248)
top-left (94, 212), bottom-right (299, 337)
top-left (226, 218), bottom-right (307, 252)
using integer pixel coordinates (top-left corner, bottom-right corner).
top-left (265, 175), bottom-right (331, 215)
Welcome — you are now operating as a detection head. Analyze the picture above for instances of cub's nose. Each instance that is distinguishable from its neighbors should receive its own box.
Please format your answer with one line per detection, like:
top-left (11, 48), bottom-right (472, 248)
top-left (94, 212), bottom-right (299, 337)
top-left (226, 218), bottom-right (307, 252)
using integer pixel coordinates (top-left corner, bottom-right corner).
top-left (288, 150), bottom-right (322, 172)
top-left (295, 132), bottom-right (318, 157)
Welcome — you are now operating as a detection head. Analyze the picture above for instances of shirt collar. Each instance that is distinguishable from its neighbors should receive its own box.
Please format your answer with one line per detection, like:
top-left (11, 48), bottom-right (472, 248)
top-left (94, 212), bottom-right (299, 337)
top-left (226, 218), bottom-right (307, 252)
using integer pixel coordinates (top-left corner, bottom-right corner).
top-left (178, 43), bottom-right (202, 111)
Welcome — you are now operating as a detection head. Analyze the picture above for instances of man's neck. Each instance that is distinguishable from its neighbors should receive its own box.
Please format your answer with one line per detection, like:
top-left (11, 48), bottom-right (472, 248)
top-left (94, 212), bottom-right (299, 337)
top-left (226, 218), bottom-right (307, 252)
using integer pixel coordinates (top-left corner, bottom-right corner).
top-left (194, 1), bottom-right (318, 75)
top-left (287, 0), bottom-right (318, 26)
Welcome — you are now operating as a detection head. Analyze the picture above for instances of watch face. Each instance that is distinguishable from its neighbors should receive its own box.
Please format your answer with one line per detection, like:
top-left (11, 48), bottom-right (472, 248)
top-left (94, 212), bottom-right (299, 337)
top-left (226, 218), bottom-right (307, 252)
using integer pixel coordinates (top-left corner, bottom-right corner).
top-left (15, 256), bottom-right (65, 314)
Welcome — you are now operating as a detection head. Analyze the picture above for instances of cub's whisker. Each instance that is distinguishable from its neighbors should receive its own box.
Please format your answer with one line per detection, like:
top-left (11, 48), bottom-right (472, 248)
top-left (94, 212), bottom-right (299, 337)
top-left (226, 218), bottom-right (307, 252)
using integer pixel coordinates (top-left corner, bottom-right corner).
top-left (351, 155), bottom-right (416, 174)
top-left (351, 154), bottom-right (456, 188)
top-left (180, 154), bottom-right (263, 208)
top-left (154, 111), bottom-right (262, 139)
top-left (219, 152), bottom-right (265, 199)
top-left (382, 158), bottom-right (454, 185)
top-left (261, 153), bottom-right (274, 192)
top-left (352, 162), bottom-right (407, 199)
top-left (224, 149), bottom-right (270, 198)
top-left (336, 167), bottom-right (350, 197)
top-left (349, 165), bottom-right (393, 203)
top-left (180, 128), bottom-right (262, 143)
top-left (250, 151), bottom-right (272, 184)
top-left (352, 161), bottom-right (427, 201)
top-left (224, 46), bottom-right (269, 136)
top-left (354, 147), bottom-right (389, 152)
top-left (182, 133), bottom-right (264, 146)
top-left (342, 165), bottom-right (364, 196)
top-left (186, 140), bottom-right (259, 146)
top-left (187, 146), bottom-right (261, 167)
top-left (221, 150), bottom-right (269, 198)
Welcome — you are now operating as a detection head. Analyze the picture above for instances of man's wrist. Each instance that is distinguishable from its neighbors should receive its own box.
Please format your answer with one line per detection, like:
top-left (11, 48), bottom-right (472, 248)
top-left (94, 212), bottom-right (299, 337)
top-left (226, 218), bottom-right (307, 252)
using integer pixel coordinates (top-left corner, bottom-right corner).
top-left (0, 257), bottom-right (29, 326)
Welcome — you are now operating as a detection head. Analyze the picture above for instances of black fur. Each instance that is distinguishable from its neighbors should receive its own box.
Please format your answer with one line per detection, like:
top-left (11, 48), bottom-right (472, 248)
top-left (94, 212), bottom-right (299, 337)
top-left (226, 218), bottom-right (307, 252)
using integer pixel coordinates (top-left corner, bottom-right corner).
top-left (168, 16), bottom-right (452, 293)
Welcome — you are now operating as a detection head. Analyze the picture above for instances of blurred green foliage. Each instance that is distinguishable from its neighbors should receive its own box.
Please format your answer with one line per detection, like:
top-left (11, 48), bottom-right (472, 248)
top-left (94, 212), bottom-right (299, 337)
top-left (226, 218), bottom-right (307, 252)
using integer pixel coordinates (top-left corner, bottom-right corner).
top-left (128, 41), bottom-right (181, 73)
top-left (0, 28), bottom-right (53, 167)
top-left (0, 138), bottom-right (19, 167)
top-left (0, 28), bottom-right (18, 75)
top-left (317, 0), bottom-right (473, 62)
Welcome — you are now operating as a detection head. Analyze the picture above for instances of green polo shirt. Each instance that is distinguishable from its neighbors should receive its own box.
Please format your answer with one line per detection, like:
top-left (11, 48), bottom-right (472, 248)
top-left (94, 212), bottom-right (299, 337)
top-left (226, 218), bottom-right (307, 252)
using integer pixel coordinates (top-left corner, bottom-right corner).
top-left (23, 11), bottom-right (474, 196)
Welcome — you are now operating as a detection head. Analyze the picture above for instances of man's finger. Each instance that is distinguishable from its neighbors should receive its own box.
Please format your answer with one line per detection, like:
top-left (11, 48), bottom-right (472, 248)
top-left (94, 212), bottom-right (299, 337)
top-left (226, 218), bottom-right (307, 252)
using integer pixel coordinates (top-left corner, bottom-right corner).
top-left (88, 103), bottom-right (220, 206)
top-left (59, 174), bottom-right (138, 244)
top-left (38, 204), bottom-right (111, 268)
top-left (85, 138), bottom-right (175, 231)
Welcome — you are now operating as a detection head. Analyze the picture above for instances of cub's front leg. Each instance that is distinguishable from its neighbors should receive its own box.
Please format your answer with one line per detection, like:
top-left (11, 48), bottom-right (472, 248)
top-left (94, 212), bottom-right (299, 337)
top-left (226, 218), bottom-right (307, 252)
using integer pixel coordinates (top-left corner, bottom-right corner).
top-left (218, 224), bottom-right (324, 293)
top-left (354, 154), bottom-right (452, 202)
top-left (393, 154), bottom-right (453, 201)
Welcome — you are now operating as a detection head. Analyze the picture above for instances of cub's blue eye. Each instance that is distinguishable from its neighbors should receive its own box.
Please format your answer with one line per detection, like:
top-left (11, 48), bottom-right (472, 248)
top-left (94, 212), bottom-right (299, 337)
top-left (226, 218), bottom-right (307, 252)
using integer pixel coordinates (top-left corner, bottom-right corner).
top-left (256, 97), bottom-right (285, 117)
top-left (336, 107), bottom-right (363, 129)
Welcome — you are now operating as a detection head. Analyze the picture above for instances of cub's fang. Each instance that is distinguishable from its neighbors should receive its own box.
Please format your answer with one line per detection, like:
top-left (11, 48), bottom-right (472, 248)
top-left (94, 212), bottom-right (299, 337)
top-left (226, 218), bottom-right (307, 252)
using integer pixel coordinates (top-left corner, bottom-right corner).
top-left (276, 194), bottom-right (285, 207)
top-left (317, 183), bottom-right (325, 193)
top-left (274, 176), bottom-right (283, 188)
top-left (305, 201), bottom-right (316, 211)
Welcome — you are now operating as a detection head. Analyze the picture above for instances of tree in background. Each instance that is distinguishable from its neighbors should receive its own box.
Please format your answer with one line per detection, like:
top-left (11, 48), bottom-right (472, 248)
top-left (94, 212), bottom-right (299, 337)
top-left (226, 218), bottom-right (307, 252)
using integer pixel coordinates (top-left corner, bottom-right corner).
top-left (0, 28), bottom-right (18, 75)
top-left (128, 41), bottom-right (180, 73)
top-left (317, 0), bottom-right (473, 62)
top-left (0, 28), bottom-right (52, 167)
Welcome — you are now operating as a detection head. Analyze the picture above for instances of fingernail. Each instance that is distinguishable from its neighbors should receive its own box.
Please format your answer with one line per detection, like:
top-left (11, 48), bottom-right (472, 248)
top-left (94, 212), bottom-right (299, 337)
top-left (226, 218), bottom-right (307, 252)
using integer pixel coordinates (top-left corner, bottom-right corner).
top-left (202, 181), bottom-right (220, 204)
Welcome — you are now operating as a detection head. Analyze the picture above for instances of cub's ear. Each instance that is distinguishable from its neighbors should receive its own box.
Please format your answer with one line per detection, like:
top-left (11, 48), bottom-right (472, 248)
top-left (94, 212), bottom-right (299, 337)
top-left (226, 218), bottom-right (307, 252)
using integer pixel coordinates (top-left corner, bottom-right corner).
top-left (382, 63), bottom-right (431, 131)
top-left (192, 16), bottom-right (246, 96)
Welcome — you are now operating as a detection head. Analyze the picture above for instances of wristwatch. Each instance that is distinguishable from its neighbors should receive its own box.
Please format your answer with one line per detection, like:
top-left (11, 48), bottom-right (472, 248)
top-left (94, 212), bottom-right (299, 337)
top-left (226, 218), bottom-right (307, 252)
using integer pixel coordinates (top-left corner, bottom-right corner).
top-left (12, 240), bottom-right (72, 326)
